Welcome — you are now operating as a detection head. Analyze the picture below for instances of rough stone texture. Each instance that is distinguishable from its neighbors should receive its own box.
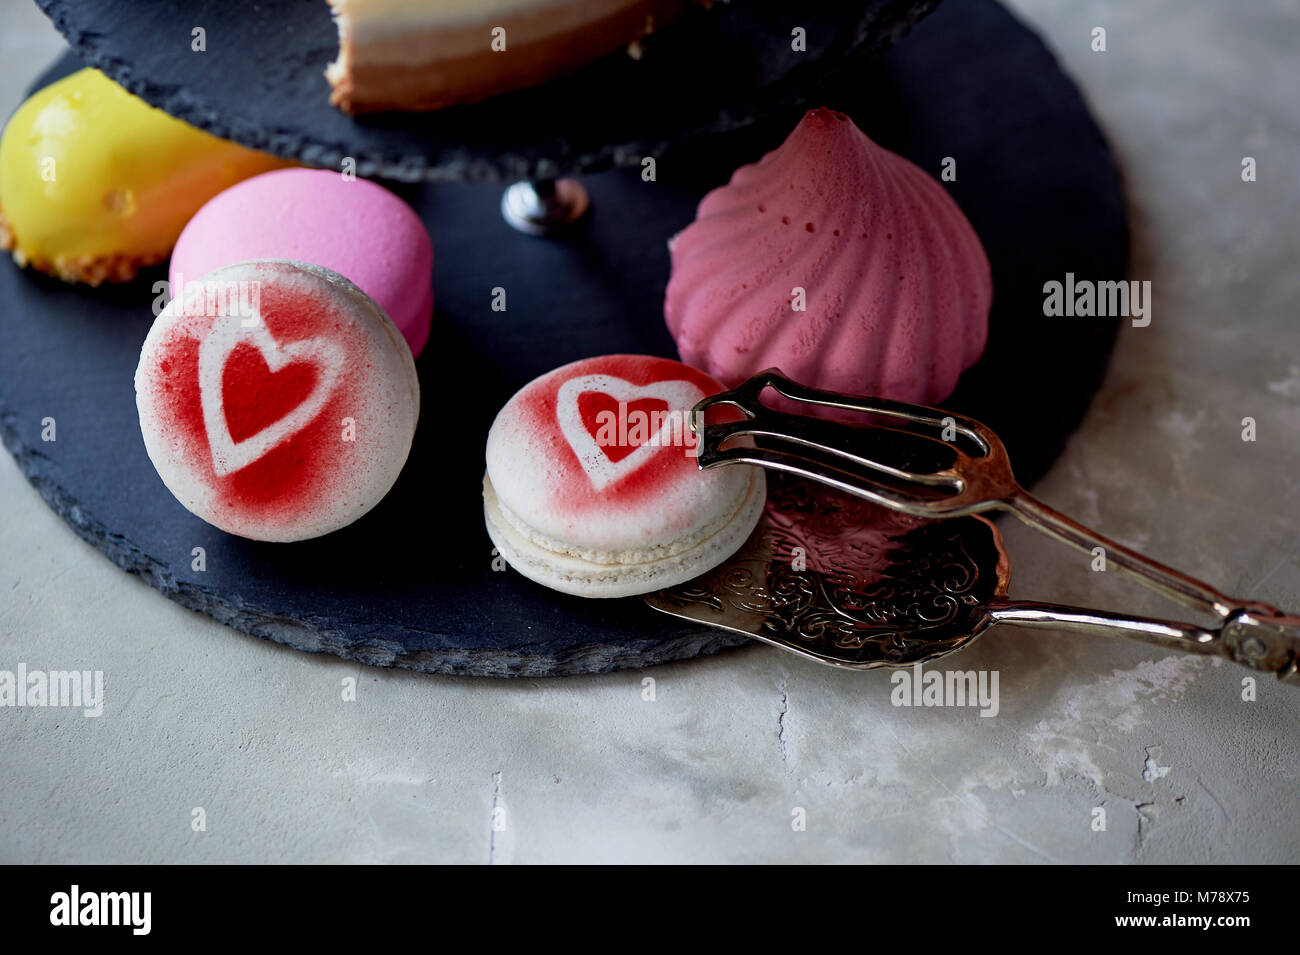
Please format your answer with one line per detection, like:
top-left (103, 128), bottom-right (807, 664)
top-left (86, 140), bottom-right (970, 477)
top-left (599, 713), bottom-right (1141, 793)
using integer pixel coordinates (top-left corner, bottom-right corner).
top-left (2, 0), bottom-right (1299, 863)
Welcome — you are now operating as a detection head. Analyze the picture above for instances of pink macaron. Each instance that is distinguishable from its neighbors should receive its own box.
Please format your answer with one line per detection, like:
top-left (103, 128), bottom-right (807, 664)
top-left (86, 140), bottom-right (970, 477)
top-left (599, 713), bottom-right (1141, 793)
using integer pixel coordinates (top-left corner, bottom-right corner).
top-left (170, 168), bottom-right (433, 357)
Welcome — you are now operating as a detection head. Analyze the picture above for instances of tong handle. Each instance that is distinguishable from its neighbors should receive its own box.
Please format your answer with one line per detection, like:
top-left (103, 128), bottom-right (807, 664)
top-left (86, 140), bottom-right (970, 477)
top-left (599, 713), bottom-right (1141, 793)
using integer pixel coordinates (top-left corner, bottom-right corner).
top-left (1007, 494), bottom-right (1300, 685)
top-left (989, 599), bottom-right (1300, 685)
top-left (988, 599), bottom-right (1219, 654)
top-left (1005, 491), bottom-right (1256, 619)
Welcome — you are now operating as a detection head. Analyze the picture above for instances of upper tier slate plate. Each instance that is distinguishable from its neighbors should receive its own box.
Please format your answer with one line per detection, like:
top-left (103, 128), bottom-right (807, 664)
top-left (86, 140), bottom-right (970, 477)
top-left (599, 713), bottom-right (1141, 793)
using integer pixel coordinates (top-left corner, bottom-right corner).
top-left (34, 0), bottom-right (941, 182)
top-left (0, 0), bottom-right (1128, 675)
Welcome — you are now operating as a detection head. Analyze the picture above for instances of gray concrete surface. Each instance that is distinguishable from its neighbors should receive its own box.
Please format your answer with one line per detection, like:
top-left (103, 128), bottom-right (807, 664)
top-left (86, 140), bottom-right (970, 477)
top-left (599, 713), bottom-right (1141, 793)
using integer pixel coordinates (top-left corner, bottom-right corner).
top-left (1, 0), bottom-right (1297, 863)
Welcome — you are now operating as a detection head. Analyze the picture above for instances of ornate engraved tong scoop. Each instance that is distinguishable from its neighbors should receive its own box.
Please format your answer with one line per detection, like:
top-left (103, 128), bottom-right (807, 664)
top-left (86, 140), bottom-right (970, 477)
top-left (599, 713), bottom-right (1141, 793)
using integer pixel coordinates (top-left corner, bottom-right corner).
top-left (645, 370), bottom-right (1300, 685)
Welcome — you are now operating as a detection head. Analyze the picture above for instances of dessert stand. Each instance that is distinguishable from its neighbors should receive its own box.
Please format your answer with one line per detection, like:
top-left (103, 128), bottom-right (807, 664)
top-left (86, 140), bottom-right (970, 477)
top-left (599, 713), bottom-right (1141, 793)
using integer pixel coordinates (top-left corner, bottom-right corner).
top-left (0, 0), bottom-right (1128, 675)
top-left (35, 0), bottom-right (939, 232)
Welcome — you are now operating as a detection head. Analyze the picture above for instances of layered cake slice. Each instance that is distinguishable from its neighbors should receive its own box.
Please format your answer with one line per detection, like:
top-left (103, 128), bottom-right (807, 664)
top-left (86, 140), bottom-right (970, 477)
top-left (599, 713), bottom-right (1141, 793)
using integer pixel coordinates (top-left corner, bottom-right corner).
top-left (326, 0), bottom-right (685, 114)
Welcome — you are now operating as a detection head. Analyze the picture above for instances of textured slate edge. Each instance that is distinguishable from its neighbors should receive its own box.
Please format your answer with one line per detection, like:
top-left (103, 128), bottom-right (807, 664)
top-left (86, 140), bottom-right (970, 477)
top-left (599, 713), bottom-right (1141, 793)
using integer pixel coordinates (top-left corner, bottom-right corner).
top-left (0, 407), bottom-right (751, 677)
top-left (33, 0), bottom-right (941, 183)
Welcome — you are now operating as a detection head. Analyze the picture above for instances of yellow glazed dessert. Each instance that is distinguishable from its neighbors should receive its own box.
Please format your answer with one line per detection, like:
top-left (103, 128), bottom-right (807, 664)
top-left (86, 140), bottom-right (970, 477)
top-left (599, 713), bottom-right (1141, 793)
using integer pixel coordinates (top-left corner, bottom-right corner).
top-left (0, 68), bottom-right (291, 285)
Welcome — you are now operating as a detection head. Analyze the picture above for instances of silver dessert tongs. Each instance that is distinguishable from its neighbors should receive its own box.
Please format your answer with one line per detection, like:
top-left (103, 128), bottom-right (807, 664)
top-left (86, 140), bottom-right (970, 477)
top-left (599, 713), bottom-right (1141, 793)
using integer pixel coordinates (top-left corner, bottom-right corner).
top-left (645, 370), bottom-right (1300, 685)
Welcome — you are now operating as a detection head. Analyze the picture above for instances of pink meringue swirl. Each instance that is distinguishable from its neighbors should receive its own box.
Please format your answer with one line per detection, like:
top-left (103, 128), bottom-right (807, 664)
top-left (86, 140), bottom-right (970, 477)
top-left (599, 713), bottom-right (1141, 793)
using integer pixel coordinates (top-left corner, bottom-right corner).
top-left (665, 107), bottom-right (991, 407)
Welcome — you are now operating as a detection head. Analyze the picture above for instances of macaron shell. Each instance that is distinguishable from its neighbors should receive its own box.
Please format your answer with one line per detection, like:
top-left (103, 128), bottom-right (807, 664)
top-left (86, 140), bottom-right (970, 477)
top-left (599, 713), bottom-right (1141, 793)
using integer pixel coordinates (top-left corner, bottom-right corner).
top-left (170, 168), bottom-right (433, 357)
top-left (483, 469), bottom-right (766, 598)
top-left (136, 259), bottom-right (419, 542)
top-left (485, 354), bottom-right (752, 557)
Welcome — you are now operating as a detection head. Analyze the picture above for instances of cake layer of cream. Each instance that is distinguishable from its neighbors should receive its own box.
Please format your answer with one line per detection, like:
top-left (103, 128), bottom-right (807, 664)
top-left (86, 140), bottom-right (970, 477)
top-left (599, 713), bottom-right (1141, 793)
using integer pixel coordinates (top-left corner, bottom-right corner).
top-left (326, 0), bottom-right (683, 112)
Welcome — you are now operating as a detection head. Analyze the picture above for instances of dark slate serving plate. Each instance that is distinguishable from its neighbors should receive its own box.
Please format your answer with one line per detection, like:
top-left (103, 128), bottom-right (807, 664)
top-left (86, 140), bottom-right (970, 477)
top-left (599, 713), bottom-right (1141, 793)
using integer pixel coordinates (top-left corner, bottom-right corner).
top-left (34, 0), bottom-right (941, 181)
top-left (0, 0), bottom-right (1128, 675)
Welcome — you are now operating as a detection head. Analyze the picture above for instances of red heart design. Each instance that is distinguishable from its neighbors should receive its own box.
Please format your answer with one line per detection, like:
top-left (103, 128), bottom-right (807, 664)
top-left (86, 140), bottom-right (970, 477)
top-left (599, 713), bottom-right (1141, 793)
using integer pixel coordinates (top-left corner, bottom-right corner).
top-left (222, 342), bottom-right (320, 444)
top-left (199, 313), bottom-right (344, 478)
top-left (556, 374), bottom-right (704, 492)
top-left (577, 392), bottom-right (670, 464)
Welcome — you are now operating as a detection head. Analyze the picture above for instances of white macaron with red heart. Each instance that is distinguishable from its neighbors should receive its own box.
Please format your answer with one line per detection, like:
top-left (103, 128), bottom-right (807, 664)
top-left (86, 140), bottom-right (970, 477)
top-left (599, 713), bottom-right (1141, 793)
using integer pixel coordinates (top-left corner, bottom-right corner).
top-left (484, 354), bottom-right (765, 597)
top-left (135, 259), bottom-right (419, 541)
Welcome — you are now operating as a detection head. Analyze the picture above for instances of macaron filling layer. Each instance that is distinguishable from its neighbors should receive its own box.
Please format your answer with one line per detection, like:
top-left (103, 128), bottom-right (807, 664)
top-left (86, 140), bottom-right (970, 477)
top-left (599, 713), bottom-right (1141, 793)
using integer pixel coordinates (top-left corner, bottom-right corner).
top-left (486, 465), bottom-right (765, 567)
top-left (483, 468), bottom-right (765, 598)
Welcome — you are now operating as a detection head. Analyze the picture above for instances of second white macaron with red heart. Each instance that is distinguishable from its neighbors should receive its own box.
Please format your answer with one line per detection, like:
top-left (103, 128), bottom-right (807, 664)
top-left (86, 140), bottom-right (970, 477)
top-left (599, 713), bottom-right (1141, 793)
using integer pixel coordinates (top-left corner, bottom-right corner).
top-left (484, 354), bottom-right (765, 598)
